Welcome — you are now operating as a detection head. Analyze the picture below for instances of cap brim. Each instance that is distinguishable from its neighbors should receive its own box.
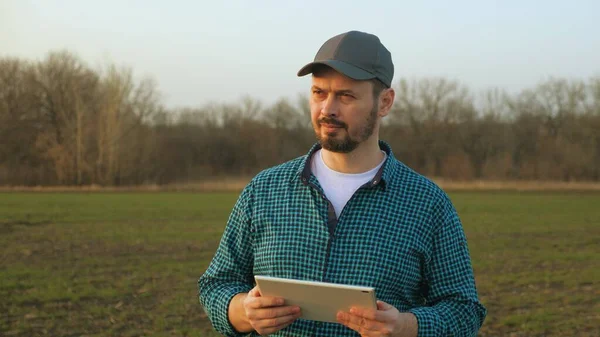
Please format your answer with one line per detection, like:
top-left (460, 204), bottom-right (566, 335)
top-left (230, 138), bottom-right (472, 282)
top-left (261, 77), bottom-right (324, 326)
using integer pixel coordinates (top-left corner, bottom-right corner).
top-left (297, 60), bottom-right (376, 81)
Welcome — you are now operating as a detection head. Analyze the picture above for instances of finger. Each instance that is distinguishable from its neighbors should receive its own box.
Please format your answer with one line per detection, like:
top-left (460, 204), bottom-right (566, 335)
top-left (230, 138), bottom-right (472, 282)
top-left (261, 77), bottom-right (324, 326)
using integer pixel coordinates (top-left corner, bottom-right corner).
top-left (246, 296), bottom-right (285, 309)
top-left (349, 306), bottom-right (384, 322)
top-left (337, 311), bottom-right (382, 332)
top-left (256, 317), bottom-right (299, 336)
top-left (248, 286), bottom-right (261, 297)
top-left (252, 305), bottom-right (301, 320)
top-left (339, 317), bottom-right (380, 336)
top-left (376, 300), bottom-right (393, 311)
top-left (253, 310), bottom-right (301, 328)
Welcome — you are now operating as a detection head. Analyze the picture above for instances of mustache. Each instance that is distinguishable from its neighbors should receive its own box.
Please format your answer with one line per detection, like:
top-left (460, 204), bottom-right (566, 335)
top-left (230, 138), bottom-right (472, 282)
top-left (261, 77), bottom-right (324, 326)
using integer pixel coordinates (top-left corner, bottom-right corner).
top-left (318, 117), bottom-right (347, 128)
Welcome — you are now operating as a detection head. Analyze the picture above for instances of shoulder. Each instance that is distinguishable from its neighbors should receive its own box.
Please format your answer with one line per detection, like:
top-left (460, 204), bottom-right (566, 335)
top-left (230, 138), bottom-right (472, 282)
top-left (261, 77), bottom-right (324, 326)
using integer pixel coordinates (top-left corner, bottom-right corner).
top-left (391, 161), bottom-right (461, 233)
top-left (385, 158), bottom-right (458, 227)
top-left (232, 155), bottom-right (307, 214)
top-left (389, 158), bottom-right (451, 204)
top-left (379, 141), bottom-right (450, 206)
top-left (248, 155), bottom-right (307, 190)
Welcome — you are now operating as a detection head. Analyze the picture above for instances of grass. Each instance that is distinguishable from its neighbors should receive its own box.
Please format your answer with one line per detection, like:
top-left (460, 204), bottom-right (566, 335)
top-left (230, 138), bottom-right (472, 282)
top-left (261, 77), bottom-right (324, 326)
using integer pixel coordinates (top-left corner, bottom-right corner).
top-left (1, 191), bottom-right (599, 336)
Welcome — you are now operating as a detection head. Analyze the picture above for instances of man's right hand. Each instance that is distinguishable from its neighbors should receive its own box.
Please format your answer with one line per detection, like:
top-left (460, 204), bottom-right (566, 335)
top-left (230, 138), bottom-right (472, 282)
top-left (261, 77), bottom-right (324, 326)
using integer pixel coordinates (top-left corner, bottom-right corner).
top-left (229, 286), bottom-right (302, 335)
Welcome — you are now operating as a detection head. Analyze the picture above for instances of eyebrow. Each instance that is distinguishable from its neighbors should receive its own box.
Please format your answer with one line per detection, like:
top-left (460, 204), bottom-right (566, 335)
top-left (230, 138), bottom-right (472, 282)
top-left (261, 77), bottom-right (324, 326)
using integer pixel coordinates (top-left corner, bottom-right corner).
top-left (311, 85), bottom-right (359, 96)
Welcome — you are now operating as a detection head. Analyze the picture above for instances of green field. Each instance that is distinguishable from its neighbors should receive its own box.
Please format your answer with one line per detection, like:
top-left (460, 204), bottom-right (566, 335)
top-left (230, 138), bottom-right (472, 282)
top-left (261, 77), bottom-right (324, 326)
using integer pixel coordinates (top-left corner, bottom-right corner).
top-left (1, 191), bottom-right (599, 336)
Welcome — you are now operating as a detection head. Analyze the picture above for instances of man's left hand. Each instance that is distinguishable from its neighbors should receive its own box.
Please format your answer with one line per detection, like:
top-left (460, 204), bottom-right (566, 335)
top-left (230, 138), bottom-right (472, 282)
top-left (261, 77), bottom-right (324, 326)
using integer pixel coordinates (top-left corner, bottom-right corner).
top-left (336, 300), bottom-right (418, 337)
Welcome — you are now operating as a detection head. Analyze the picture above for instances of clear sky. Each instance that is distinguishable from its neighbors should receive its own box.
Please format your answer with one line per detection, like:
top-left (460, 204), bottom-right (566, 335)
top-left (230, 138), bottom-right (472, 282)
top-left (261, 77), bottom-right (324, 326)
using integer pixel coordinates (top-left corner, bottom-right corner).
top-left (2, 0), bottom-right (599, 108)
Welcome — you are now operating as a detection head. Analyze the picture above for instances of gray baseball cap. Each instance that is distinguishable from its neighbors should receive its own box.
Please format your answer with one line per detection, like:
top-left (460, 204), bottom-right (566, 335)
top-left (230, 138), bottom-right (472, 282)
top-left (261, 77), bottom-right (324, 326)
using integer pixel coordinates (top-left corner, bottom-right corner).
top-left (297, 30), bottom-right (394, 87)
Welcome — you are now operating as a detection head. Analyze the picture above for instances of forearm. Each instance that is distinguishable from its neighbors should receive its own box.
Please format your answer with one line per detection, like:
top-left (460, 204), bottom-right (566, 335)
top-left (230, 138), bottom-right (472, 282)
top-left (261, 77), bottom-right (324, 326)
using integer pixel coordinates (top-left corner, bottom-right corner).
top-left (228, 293), bottom-right (254, 333)
top-left (409, 300), bottom-right (486, 337)
top-left (198, 276), bottom-right (254, 337)
top-left (198, 182), bottom-right (258, 336)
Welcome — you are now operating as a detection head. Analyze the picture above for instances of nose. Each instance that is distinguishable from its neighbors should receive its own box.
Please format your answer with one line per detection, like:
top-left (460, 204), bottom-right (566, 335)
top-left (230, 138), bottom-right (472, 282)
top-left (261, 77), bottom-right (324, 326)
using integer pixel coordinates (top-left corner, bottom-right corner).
top-left (320, 94), bottom-right (338, 117)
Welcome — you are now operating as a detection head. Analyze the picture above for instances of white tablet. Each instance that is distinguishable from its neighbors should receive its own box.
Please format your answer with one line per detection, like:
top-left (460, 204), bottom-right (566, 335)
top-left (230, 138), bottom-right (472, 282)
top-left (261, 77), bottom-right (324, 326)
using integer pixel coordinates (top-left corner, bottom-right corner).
top-left (254, 275), bottom-right (377, 323)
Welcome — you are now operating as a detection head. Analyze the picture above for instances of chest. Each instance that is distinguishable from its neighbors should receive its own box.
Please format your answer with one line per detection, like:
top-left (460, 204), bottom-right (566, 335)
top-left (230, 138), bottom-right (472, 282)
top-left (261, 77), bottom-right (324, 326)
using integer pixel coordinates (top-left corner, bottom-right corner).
top-left (251, 192), bottom-right (430, 299)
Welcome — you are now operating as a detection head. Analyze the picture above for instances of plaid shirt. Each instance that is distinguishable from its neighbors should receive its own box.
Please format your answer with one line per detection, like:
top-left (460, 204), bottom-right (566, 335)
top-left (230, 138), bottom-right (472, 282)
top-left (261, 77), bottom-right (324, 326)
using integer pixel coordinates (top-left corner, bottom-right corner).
top-left (199, 141), bottom-right (487, 336)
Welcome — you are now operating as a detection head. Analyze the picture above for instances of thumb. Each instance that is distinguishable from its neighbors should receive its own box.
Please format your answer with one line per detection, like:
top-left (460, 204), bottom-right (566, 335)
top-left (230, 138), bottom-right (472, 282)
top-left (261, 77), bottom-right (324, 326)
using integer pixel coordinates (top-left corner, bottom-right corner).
top-left (249, 286), bottom-right (262, 297)
top-left (377, 300), bottom-right (393, 311)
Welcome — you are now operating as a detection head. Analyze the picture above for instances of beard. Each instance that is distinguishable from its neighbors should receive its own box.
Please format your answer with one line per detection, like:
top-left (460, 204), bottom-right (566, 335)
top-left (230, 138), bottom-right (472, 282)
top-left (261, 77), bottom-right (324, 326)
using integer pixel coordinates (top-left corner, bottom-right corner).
top-left (314, 101), bottom-right (379, 153)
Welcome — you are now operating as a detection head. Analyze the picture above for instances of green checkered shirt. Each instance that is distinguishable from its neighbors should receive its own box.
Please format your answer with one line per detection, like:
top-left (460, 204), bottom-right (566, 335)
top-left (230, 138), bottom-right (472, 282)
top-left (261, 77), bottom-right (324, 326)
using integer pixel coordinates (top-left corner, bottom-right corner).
top-left (199, 141), bottom-right (487, 336)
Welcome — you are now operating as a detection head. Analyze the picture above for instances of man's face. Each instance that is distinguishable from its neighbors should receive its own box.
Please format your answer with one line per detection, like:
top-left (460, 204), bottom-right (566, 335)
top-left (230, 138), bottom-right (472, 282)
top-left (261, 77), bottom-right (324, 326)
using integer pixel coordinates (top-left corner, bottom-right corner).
top-left (310, 68), bottom-right (380, 153)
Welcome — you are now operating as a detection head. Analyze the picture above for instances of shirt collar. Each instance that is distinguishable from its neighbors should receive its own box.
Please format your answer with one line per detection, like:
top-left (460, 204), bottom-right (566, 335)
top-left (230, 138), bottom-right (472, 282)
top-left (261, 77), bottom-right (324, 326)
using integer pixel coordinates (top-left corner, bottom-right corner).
top-left (298, 140), bottom-right (397, 191)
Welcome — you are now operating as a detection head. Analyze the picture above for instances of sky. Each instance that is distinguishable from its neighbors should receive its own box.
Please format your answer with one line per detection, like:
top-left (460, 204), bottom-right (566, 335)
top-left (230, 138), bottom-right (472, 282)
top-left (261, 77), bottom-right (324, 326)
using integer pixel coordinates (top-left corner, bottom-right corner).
top-left (1, 0), bottom-right (599, 109)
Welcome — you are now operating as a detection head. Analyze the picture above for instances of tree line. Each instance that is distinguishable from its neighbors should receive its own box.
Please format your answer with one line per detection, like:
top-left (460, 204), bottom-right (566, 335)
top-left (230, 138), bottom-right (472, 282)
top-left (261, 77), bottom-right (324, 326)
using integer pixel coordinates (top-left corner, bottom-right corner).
top-left (1, 50), bottom-right (599, 186)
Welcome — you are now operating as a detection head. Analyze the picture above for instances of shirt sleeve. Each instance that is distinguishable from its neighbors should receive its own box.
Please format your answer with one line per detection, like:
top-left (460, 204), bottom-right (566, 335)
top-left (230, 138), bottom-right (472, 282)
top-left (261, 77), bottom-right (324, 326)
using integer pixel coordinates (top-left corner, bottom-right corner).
top-left (409, 193), bottom-right (487, 337)
top-left (198, 182), bottom-right (257, 337)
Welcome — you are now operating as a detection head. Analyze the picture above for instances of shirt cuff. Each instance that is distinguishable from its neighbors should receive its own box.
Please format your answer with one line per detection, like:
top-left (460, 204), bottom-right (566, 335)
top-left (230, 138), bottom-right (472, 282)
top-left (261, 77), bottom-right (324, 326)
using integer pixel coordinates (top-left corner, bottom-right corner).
top-left (408, 307), bottom-right (447, 337)
top-left (205, 285), bottom-right (255, 337)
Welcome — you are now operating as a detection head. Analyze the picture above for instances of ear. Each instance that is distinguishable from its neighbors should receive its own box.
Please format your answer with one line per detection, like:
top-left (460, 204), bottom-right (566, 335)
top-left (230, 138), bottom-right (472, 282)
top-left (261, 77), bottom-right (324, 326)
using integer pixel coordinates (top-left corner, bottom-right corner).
top-left (378, 88), bottom-right (395, 117)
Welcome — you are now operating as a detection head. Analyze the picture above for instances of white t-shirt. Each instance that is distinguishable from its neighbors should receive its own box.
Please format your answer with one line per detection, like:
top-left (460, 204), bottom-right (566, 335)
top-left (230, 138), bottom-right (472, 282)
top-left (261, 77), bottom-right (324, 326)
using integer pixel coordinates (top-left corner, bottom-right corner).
top-left (311, 149), bottom-right (387, 218)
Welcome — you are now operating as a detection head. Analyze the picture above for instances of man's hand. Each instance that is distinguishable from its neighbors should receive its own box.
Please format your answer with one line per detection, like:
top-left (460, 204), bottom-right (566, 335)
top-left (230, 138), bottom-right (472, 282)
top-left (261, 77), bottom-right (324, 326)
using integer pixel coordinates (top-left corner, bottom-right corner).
top-left (238, 286), bottom-right (302, 335)
top-left (336, 300), bottom-right (418, 337)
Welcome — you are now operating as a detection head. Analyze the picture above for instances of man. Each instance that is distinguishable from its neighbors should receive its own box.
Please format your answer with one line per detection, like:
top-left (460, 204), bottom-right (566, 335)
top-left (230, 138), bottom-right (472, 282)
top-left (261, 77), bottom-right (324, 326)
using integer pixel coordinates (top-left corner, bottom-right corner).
top-left (199, 30), bottom-right (487, 336)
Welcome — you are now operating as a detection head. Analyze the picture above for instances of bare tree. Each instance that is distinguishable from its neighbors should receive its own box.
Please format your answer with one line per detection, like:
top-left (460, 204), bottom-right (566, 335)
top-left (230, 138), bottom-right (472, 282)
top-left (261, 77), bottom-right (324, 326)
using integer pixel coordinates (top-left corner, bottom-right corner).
top-left (29, 51), bottom-right (100, 185)
top-left (584, 77), bottom-right (600, 180)
top-left (0, 58), bottom-right (44, 184)
top-left (2, 50), bottom-right (600, 185)
top-left (390, 77), bottom-right (472, 176)
top-left (458, 89), bottom-right (508, 179)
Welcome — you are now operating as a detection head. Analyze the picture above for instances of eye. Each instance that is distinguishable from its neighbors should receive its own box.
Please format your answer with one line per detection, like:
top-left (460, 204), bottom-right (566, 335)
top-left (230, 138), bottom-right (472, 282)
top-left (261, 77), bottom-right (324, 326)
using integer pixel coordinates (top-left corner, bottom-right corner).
top-left (339, 93), bottom-right (355, 102)
top-left (312, 89), bottom-right (326, 99)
